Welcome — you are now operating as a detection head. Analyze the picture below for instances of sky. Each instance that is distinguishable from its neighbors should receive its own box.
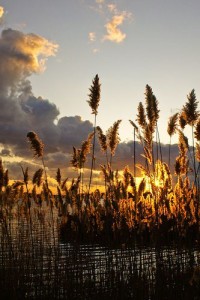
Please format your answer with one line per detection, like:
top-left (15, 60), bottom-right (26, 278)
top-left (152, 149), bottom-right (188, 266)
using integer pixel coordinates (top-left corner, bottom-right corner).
top-left (0, 0), bottom-right (200, 184)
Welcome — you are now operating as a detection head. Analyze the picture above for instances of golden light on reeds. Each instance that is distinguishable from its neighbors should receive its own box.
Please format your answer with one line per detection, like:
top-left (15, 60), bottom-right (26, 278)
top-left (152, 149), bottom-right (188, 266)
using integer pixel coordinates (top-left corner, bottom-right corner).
top-left (1, 81), bottom-right (200, 256)
top-left (1, 78), bottom-right (200, 300)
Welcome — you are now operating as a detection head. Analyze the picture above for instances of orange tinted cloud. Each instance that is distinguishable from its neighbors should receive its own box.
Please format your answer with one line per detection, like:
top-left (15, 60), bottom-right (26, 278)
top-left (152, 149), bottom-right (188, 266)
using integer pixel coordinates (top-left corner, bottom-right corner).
top-left (103, 14), bottom-right (126, 43)
top-left (0, 6), bottom-right (4, 18)
top-left (0, 29), bottom-right (58, 77)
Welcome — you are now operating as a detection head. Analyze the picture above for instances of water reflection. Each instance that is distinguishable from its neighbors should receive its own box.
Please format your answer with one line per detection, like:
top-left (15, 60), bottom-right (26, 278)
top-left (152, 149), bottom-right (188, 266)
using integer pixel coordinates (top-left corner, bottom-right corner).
top-left (0, 213), bottom-right (199, 299)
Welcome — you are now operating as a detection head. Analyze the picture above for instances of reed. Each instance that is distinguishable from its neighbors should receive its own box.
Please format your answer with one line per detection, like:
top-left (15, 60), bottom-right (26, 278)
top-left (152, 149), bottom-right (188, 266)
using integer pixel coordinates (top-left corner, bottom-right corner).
top-left (0, 80), bottom-right (200, 299)
top-left (87, 74), bottom-right (101, 194)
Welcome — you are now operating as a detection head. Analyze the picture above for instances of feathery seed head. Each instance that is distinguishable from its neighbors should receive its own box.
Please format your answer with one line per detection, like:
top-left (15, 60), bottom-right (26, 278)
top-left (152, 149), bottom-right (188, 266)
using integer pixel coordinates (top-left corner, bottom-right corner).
top-left (107, 120), bottom-right (122, 155)
top-left (56, 168), bottom-right (61, 185)
top-left (136, 102), bottom-right (146, 128)
top-left (175, 157), bottom-right (181, 176)
top-left (87, 74), bottom-right (101, 115)
top-left (27, 131), bottom-right (44, 157)
top-left (145, 84), bottom-right (159, 131)
top-left (194, 118), bottom-right (200, 141)
top-left (96, 126), bottom-right (107, 152)
top-left (179, 112), bottom-right (187, 129)
top-left (196, 143), bottom-right (200, 162)
top-left (32, 168), bottom-right (43, 187)
top-left (182, 89), bottom-right (199, 126)
top-left (80, 132), bottom-right (94, 162)
top-left (167, 113), bottom-right (179, 136)
top-left (24, 167), bottom-right (29, 185)
top-left (178, 129), bottom-right (189, 154)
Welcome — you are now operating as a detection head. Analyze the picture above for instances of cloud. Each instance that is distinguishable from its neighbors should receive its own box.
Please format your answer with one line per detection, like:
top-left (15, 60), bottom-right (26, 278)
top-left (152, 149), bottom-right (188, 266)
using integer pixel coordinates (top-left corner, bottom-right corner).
top-left (0, 6), bottom-right (4, 19)
top-left (95, 0), bottom-right (105, 9)
top-left (0, 28), bottom-right (58, 92)
top-left (0, 148), bottom-right (12, 157)
top-left (107, 4), bottom-right (117, 14)
top-left (88, 32), bottom-right (96, 42)
top-left (88, 2), bottom-right (132, 47)
top-left (0, 29), bottom-right (94, 172)
top-left (103, 14), bottom-right (126, 43)
top-left (92, 48), bottom-right (99, 53)
top-left (57, 116), bottom-right (93, 152)
top-left (0, 29), bottom-right (60, 157)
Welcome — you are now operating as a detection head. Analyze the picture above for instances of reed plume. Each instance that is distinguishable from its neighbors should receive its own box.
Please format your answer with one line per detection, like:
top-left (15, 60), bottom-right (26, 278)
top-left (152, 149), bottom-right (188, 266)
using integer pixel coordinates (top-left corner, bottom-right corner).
top-left (167, 113), bottom-right (179, 136)
top-left (27, 131), bottom-right (44, 157)
top-left (196, 143), bottom-right (200, 162)
top-left (96, 125), bottom-right (109, 168)
top-left (178, 129), bottom-right (189, 155)
top-left (182, 90), bottom-right (199, 177)
top-left (32, 168), bottom-right (43, 187)
top-left (87, 75), bottom-right (101, 194)
top-left (143, 124), bottom-right (153, 150)
top-left (56, 168), bottom-right (61, 186)
top-left (129, 120), bottom-right (140, 177)
top-left (167, 113), bottom-right (179, 168)
top-left (61, 178), bottom-right (68, 190)
top-left (100, 164), bottom-right (109, 182)
top-left (71, 133), bottom-right (94, 170)
top-left (87, 74), bottom-right (101, 116)
top-left (145, 84), bottom-right (159, 133)
top-left (12, 181), bottom-right (24, 189)
top-left (137, 178), bottom-right (146, 198)
top-left (23, 167), bottom-right (29, 185)
top-left (123, 165), bottom-right (131, 191)
top-left (107, 120), bottom-right (122, 156)
top-left (80, 132), bottom-right (94, 164)
top-left (71, 147), bottom-right (80, 169)
top-left (136, 102), bottom-right (146, 129)
top-left (194, 118), bottom-right (200, 141)
top-left (179, 112), bottom-right (187, 129)
top-left (71, 133), bottom-right (93, 194)
top-left (175, 130), bottom-right (189, 176)
top-left (182, 89), bottom-right (199, 126)
top-left (107, 120), bottom-right (122, 166)
top-left (143, 146), bottom-right (152, 164)
top-left (96, 126), bottom-right (107, 153)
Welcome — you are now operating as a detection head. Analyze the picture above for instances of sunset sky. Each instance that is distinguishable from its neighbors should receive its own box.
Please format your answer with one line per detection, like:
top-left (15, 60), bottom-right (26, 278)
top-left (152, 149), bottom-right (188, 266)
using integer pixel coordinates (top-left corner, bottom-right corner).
top-left (0, 0), bottom-right (200, 183)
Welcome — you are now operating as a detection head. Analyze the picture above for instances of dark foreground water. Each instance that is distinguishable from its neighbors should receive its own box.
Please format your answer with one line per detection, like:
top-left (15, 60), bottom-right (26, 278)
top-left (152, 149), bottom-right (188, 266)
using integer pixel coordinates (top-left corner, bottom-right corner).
top-left (0, 210), bottom-right (200, 299)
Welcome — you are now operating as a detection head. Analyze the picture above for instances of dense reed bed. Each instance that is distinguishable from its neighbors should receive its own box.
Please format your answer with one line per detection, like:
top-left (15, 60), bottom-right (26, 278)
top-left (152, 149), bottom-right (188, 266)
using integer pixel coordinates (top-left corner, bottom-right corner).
top-left (0, 76), bottom-right (200, 298)
top-left (0, 205), bottom-right (199, 299)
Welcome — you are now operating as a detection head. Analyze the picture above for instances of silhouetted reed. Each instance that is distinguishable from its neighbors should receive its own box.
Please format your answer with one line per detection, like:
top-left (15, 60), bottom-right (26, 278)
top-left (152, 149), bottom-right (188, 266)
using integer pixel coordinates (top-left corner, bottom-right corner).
top-left (1, 81), bottom-right (200, 299)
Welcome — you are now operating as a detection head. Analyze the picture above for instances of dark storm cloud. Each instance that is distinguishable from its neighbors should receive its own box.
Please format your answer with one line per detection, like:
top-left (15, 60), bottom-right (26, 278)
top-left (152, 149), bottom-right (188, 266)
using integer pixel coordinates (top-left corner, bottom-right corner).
top-left (57, 116), bottom-right (94, 151)
top-left (0, 28), bottom-right (93, 163)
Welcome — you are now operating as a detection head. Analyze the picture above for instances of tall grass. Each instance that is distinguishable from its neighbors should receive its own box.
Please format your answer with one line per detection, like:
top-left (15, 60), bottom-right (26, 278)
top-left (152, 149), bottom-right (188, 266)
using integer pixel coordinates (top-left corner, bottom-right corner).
top-left (0, 79), bottom-right (200, 299)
